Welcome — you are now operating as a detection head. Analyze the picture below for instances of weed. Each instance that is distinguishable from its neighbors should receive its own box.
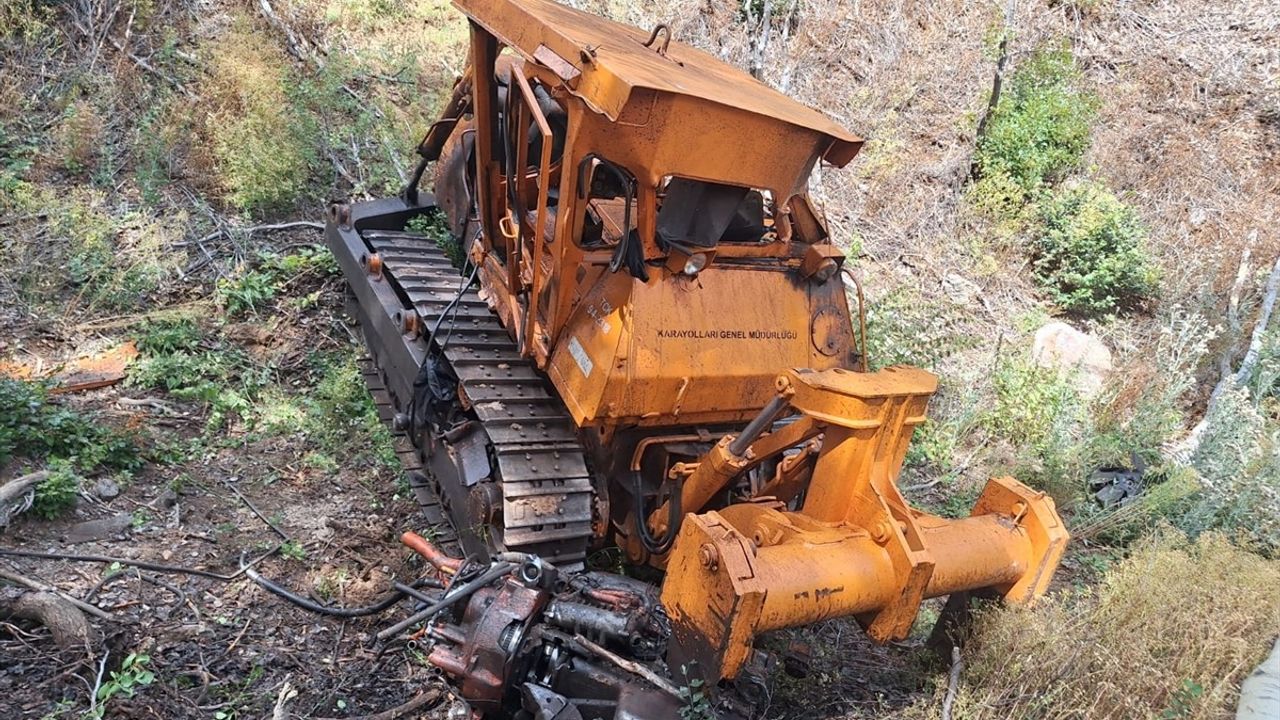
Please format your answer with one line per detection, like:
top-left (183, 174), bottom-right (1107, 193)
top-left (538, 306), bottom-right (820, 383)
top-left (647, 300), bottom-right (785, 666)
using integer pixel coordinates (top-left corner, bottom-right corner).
top-left (129, 340), bottom-right (273, 430)
top-left (130, 509), bottom-right (150, 529)
top-left (985, 354), bottom-right (1090, 500)
top-left (1177, 385), bottom-right (1280, 555)
top-left (0, 377), bottom-right (141, 477)
top-left (677, 675), bottom-right (715, 720)
top-left (972, 45), bottom-right (1097, 200)
top-left (1032, 180), bottom-right (1158, 316)
top-left (864, 287), bottom-right (972, 371)
top-left (55, 98), bottom-right (103, 176)
top-left (205, 23), bottom-right (320, 215)
top-left (313, 568), bottom-right (348, 601)
top-left (91, 652), bottom-right (155, 718)
top-left (280, 540), bottom-right (307, 560)
top-left (217, 269), bottom-right (277, 316)
top-left (407, 210), bottom-right (463, 268)
top-left (136, 317), bottom-right (203, 354)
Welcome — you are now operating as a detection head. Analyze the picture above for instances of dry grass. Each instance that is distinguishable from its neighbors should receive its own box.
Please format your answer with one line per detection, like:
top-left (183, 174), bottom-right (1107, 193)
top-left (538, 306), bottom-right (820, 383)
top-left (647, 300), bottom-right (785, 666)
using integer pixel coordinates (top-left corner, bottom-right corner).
top-left (892, 531), bottom-right (1280, 720)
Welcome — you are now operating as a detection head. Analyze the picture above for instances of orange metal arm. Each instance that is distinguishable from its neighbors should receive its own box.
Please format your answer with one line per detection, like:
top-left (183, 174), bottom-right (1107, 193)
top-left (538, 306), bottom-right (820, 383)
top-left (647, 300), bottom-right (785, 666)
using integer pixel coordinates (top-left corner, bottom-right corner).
top-left (660, 366), bottom-right (1069, 684)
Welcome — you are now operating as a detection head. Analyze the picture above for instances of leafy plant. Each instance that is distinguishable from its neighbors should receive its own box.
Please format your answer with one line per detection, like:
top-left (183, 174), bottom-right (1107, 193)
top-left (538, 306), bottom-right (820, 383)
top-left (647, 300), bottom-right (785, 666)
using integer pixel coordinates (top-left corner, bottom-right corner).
top-left (864, 286), bottom-right (971, 370)
top-left (136, 317), bottom-right (203, 354)
top-left (973, 46), bottom-right (1097, 198)
top-left (677, 675), bottom-right (715, 720)
top-left (984, 355), bottom-right (1090, 500)
top-left (31, 460), bottom-right (82, 519)
top-left (280, 540), bottom-right (307, 560)
top-left (407, 210), bottom-right (463, 268)
top-left (0, 378), bottom-right (141, 475)
top-left (91, 652), bottom-right (155, 718)
top-left (216, 269), bottom-right (276, 316)
top-left (1032, 181), bottom-right (1158, 316)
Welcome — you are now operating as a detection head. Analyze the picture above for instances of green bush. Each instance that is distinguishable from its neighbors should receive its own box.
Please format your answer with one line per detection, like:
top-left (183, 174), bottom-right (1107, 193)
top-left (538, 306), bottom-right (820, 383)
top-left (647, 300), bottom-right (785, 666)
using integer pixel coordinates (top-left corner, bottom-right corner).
top-left (206, 25), bottom-right (321, 215)
top-left (973, 46), bottom-right (1097, 198)
top-left (0, 378), bottom-right (140, 518)
top-left (32, 460), bottom-right (83, 519)
top-left (1032, 181), bottom-right (1158, 316)
top-left (0, 378), bottom-right (141, 473)
top-left (137, 317), bottom-right (203, 354)
top-left (864, 287), bottom-right (972, 370)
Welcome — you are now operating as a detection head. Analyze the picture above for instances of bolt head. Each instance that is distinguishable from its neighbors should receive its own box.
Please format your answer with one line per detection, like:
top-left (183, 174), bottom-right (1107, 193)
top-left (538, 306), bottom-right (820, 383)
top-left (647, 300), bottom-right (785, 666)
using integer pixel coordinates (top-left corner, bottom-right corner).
top-left (698, 543), bottom-right (720, 570)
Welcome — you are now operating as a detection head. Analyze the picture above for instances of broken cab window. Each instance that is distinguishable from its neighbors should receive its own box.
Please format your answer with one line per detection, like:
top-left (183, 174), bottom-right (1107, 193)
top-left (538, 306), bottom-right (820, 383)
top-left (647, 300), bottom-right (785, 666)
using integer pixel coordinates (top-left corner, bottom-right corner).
top-left (656, 177), bottom-right (773, 251)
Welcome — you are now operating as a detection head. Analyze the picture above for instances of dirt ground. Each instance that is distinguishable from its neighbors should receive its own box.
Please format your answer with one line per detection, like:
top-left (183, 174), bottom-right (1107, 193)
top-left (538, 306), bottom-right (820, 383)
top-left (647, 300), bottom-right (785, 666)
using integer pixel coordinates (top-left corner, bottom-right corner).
top-left (0, 246), bottom-right (461, 719)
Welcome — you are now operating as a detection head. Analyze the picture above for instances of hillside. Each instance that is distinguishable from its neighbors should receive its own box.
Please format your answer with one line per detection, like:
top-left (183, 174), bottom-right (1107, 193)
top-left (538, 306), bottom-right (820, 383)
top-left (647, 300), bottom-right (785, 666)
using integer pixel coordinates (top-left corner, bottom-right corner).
top-left (1, 1), bottom-right (1278, 718)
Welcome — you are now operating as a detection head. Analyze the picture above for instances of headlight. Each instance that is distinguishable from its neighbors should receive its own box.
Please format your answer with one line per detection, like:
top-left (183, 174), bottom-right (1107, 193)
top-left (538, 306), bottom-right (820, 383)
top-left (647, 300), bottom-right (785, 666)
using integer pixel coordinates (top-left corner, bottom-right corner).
top-left (682, 252), bottom-right (709, 275)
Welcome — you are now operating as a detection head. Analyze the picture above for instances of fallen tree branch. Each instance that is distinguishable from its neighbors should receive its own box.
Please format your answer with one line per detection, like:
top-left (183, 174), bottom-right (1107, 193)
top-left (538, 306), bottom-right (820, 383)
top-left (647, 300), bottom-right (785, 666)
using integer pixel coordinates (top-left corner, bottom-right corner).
top-left (0, 546), bottom-right (279, 582)
top-left (0, 471), bottom-right (48, 508)
top-left (0, 567), bottom-right (110, 620)
top-left (1167, 245), bottom-right (1280, 463)
top-left (176, 221), bottom-right (324, 248)
top-left (1233, 252), bottom-right (1280, 386)
top-left (312, 687), bottom-right (443, 720)
top-left (0, 590), bottom-right (94, 649)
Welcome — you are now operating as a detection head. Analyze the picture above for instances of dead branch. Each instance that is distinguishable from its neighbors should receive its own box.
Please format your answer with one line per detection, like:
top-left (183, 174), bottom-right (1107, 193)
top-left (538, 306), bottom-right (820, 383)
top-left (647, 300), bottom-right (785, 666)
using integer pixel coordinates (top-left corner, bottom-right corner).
top-left (1233, 252), bottom-right (1280, 386)
top-left (70, 16), bottom-right (197, 100)
top-left (0, 471), bottom-right (48, 508)
top-left (312, 687), bottom-right (443, 720)
top-left (256, 0), bottom-right (320, 65)
top-left (116, 397), bottom-right (186, 416)
top-left (0, 567), bottom-right (110, 621)
top-left (176, 221), bottom-right (324, 248)
top-left (573, 634), bottom-right (682, 698)
top-left (942, 645), bottom-right (964, 720)
top-left (0, 590), bottom-right (93, 649)
top-left (271, 677), bottom-right (297, 720)
top-left (1168, 246), bottom-right (1280, 463)
top-left (0, 546), bottom-right (279, 582)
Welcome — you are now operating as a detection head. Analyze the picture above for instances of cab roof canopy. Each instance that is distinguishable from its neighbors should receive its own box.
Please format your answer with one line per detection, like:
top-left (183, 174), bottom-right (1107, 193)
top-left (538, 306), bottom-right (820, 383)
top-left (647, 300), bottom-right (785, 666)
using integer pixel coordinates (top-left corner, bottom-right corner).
top-left (453, 0), bottom-right (863, 168)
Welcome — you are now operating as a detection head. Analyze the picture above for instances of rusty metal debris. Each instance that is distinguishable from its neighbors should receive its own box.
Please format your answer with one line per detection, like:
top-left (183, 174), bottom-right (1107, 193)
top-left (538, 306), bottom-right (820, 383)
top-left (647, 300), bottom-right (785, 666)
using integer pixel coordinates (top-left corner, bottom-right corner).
top-left (0, 341), bottom-right (138, 394)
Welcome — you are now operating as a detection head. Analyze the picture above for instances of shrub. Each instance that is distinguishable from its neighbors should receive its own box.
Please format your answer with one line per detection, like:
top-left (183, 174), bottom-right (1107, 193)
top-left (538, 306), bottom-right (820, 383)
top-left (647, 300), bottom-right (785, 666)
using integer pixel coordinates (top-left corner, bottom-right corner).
top-left (0, 378), bottom-right (141, 499)
top-left (1090, 306), bottom-right (1213, 467)
top-left (918, 531), bottom-right (1280, 720)
top-left (864, 287), bottom-right (972, 371)
top-left (216, 268), bottom-right (276, 316)
top-left (1032, 181), bottom-right (1159, 316)
top-left (32, 460), bottom-right (83, 519)
top-left (984, 355), bottom-right (1090, 500)
top-left (137, 317), bottom-right (203, 355)
top-left (973, 46), bottom-right (1097, 198)
top-left (55, 99), bottom-right (103, 176)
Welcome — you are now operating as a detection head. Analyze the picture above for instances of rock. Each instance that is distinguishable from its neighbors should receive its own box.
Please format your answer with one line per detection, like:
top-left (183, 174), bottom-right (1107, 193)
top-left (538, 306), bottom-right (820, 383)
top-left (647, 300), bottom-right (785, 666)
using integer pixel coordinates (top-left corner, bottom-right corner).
top-left (60, 513), bottom-right (132, 544)
top-left (1032, 321), bottom-right (1113, 396)
top-left (92, 477), bottom-right (120, 500)
top-left (941, 272), bottom-right (981, 304)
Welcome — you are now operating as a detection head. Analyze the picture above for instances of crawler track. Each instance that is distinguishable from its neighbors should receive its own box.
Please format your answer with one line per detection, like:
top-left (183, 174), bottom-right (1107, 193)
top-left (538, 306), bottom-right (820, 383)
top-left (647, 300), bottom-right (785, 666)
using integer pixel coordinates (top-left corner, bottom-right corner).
top-left (342, 227), bottom-right (594, 569)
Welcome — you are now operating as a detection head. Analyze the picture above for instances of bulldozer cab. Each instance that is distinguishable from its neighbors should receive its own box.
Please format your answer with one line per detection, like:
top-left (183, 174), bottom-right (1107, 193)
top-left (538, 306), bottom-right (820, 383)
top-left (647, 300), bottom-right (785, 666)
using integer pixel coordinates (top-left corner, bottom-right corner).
top-left (432, 0), bottom-right (863, 371)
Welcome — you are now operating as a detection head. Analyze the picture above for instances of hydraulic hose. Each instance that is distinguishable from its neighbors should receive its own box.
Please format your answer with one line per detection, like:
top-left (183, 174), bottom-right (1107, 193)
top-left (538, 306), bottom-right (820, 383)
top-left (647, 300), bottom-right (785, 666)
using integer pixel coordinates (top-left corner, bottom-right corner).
top-left (633, 473), bottom-right (682, 556)
top-left (243, 568), bottom-right (441, 618)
